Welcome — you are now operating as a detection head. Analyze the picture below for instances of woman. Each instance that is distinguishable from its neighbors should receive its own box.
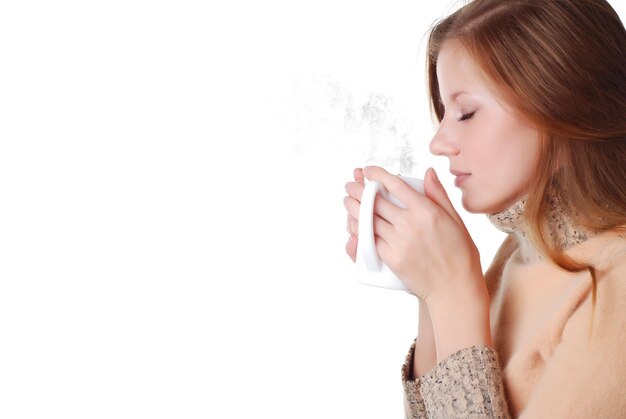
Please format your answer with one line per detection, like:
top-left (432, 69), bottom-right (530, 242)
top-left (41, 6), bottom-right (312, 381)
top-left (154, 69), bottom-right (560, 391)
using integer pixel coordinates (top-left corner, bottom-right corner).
top-left (343, 0), bottom-right (626, 417)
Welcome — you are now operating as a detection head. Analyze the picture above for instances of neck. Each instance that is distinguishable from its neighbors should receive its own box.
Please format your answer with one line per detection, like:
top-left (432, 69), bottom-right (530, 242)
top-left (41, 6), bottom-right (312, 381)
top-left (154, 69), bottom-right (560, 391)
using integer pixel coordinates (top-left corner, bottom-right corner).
top-left (485, 179), bottom-right (594, 264)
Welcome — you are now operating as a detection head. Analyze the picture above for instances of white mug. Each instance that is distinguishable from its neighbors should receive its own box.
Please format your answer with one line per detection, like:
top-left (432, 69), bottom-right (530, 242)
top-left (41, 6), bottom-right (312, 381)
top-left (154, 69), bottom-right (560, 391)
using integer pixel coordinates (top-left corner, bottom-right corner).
top-left (356, 173), bottom-right (425, 292)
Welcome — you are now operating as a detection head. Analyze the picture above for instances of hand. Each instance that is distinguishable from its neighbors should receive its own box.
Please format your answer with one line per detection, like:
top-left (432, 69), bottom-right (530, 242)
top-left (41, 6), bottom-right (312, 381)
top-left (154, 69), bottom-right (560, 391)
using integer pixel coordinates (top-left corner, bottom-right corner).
top-left (344, 167), bottom-right (365, 263)
top-left (360, 165), bottom-right (486, 305)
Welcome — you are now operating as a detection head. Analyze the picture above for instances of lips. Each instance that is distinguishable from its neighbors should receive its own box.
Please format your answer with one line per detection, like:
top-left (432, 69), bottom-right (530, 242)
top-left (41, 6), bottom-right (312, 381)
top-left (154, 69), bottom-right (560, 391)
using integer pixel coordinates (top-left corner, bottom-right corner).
top-left (450, 169), bottom-right (471, 187)
top-left (450, 169), bottom-right (471, 176)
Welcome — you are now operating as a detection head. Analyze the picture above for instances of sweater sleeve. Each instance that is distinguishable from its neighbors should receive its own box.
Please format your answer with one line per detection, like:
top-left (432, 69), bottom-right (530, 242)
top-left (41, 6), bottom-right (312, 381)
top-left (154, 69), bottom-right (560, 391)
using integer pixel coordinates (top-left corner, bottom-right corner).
top-left (401, 338), bottom-right (427, 418)
top-left (402, 339), bottom-right (512, 418)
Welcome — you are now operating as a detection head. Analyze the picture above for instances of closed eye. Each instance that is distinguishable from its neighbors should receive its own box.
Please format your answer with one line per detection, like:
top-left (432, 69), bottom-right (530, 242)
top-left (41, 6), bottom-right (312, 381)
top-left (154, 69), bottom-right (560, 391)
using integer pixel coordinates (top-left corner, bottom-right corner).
top-left (458, 112), bottom-right (475, 122)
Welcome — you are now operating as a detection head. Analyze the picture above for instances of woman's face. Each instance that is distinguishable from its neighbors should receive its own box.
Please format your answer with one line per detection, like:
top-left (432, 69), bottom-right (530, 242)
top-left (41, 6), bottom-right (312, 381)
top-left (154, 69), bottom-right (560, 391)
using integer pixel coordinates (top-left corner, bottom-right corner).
top-left (429, 40), bottom-right (541, 214)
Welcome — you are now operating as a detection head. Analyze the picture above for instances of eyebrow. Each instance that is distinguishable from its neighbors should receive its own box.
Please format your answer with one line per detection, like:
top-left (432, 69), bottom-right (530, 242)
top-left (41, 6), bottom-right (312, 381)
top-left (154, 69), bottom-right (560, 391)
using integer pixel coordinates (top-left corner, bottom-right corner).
top-left (449, 91), bottom-right (468, 100)
top-left (438, 91), bottom-right (469, 107)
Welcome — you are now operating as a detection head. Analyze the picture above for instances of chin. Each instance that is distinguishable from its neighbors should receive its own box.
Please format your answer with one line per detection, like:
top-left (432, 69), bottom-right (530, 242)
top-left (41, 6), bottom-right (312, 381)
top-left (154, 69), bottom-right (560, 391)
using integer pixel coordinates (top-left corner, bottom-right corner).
top-left (460, 195), bottom-right (483, 214)
top-left (460, 194), bottom-right (508, 215)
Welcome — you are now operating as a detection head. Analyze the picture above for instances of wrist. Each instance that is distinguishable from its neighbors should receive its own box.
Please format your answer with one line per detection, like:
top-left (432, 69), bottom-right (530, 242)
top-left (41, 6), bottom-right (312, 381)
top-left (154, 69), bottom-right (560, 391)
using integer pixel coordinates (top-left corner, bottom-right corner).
top-left (426, 285), bottom-right (492, 362)
top-left (418, 300), bottom-right (434, 339)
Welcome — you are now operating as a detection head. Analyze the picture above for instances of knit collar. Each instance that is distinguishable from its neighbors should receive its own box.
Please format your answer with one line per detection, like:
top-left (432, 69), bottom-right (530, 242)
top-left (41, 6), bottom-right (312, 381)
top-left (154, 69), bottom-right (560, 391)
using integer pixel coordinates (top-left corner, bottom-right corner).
top-left (485, 177), bottom-right (594, 264)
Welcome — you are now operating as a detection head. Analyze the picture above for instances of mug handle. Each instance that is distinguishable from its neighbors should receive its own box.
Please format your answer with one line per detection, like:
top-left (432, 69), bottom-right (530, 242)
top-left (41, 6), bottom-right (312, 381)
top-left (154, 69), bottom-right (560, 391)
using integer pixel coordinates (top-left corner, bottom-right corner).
top-left (357, 179), bottom-right (386, 272)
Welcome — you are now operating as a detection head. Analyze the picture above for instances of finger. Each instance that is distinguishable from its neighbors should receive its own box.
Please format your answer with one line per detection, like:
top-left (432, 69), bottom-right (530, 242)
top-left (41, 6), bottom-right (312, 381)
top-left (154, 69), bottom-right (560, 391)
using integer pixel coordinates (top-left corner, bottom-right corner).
top-left (372, 226), bottom-right (393, 265)
top-left (363, 165), bottom-right (425, 211)
top-left (346, 214), bottom-right (358, 235)
top-left (346, 234), bottom-right (357, 263)
top-left (346, 194), bottom-right (394, 239)
top-left (344, 195), bottom-right (360, 221)
top-left (370, 189), bottom-right (403, 225)
top-left (371, 210), bottom-right (395, 246)
top-left (424, 168), bottom-right (466, 227)
top-left (354, 167), bottom-right (364, 183)
top-left (345, 180), bottom-right (365, 203)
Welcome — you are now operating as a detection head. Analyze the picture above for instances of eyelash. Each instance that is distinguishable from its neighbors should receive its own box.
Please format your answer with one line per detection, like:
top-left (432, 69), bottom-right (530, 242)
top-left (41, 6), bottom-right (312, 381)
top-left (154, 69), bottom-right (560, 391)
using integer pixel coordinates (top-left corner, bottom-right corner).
top-left (458, 112), bottom-right (475, 122)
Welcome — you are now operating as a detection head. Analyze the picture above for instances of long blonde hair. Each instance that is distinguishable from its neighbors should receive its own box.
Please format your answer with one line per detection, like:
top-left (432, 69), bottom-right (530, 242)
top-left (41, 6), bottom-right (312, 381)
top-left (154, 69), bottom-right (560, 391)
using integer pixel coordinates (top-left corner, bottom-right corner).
top-left (425, 0), bottom-right (626, 333)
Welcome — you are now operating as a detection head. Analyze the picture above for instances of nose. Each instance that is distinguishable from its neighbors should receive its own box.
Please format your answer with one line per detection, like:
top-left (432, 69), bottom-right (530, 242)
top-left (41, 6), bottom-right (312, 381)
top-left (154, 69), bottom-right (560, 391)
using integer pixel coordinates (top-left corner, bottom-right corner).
top-left (429, 126), bottom-right (460, 157)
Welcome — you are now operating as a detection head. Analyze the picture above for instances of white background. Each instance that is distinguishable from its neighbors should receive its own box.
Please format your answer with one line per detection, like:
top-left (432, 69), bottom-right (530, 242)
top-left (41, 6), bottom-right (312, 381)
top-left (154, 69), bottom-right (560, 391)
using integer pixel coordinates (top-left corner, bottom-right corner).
top-left (0, 1), bottom-right (624, 417)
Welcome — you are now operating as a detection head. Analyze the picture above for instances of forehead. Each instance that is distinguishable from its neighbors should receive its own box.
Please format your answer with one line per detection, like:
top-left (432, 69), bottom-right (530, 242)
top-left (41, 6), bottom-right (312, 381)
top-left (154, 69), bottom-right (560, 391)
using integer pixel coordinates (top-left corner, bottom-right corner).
top-left (436, 40), bottom-right (485, 94)
top-left (435, 40), bottom-right (522, 119)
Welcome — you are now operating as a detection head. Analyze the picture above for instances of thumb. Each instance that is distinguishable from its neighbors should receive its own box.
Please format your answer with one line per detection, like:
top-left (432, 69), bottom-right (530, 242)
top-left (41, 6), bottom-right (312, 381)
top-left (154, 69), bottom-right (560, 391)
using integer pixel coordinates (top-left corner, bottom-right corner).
top-left (424, 168), bottom-right (465, 227)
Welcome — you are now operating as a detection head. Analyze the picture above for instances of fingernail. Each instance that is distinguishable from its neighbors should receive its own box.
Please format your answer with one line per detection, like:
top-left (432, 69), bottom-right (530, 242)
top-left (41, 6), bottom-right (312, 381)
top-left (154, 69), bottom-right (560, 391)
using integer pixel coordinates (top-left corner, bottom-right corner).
top-left (431, 168), bottom-right (439, 183)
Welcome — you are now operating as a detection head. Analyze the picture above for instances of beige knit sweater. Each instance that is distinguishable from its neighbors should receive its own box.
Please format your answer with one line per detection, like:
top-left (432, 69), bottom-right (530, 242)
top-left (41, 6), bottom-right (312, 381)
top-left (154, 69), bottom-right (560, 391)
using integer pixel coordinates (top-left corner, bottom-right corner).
top-left (401, 188), bottom-right (626, 418)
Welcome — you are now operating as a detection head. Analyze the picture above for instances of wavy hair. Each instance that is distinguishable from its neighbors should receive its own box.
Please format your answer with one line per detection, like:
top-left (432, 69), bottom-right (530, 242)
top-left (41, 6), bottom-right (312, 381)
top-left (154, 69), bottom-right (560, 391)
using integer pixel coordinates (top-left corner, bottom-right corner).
top-left (424, 0), bottom-right (626, 333)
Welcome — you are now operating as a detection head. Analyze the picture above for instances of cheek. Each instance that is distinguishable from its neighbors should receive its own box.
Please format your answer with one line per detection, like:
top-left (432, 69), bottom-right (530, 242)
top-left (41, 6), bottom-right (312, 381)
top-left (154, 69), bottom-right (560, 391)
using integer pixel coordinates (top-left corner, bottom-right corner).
top-left (467, 130), bottom-right (508, 171)
top-left (465, 129), bottom-right (528, 195)
top-left (467, 118), bottom-right (536, 175)
top-left (506, 132), bottom-right (541, 178)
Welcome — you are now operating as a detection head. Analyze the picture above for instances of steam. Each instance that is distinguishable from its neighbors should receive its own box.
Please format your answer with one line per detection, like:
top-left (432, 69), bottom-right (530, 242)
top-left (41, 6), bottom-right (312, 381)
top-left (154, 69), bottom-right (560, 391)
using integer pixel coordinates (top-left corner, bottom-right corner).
top-left (282, 73), bottom-right (419, 176)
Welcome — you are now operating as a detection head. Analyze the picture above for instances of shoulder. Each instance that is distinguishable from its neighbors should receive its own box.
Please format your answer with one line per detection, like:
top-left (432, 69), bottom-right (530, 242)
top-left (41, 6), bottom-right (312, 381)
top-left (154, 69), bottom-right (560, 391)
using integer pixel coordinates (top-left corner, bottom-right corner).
top-left (596, 233), bottom-right (626, 304)
top-left (562, 232), bottom-right (626, 341)
top-left (598, 232), bottom-right (626, 275)
top-left (579, 229), bottom-right (626, 293)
